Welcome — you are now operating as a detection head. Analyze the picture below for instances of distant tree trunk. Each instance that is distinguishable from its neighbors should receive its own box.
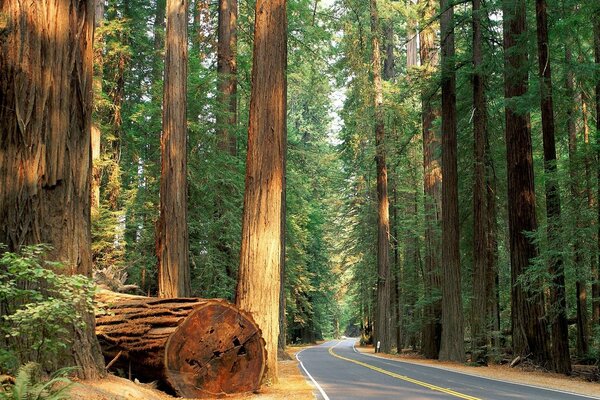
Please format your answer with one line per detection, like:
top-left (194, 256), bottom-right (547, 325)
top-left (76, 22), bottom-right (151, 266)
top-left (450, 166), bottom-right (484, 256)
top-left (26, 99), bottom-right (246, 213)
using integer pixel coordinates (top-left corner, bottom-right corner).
top-left (370, 0), bottom-right (392, 354)
top-left (594, 10), bottom-right (600, 329)
top-left (237, 0), bottom-right (287, 382)
top-left (471, 0), bottom-right (488, 361)
top-left (0, 0), bottom-right (104, 378)
top-left (502, 0), bottom-right (550, 365)
top-left (384, 19), bottom-right (398, 352)
top-left (485, 132), bottom-right (500, 350)
top-left (383, 22), bottom-right (395, 79)
top-left (535, 0), bottom-right (570, 373)
top-left (91, 0), bottom-right (105, 214)
top-left (215, 0), bottom-right (239, 282)
top-left (565, 47), bottom-right (589, 357)
top-left (217, 0), bottom-right (238, 155)
top-left (439, 0), bottom-right (464, 362)
top-left (156, 0), bottom-right (191, 298)
top-left (419, 0), bottom-right (442, 360)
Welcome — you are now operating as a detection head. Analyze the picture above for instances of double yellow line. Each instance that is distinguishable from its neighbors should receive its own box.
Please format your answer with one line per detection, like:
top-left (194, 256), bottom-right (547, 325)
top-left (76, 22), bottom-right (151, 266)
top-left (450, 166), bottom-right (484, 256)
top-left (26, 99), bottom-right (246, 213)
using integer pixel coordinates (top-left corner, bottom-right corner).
top-left (328, 344), bottom-right (482, 400)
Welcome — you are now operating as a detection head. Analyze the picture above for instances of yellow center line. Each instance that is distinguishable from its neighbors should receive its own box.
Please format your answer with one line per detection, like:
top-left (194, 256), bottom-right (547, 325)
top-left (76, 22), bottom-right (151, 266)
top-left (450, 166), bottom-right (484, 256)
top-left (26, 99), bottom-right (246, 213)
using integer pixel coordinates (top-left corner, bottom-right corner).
top-left (328, 345), bottom-right (482, 400)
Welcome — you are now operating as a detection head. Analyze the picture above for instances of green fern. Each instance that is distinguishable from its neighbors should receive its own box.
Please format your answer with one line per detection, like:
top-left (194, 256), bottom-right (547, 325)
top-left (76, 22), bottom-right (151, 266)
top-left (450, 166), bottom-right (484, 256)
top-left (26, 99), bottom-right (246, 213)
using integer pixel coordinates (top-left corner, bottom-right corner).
top-left (0, 363), bottom-right (75, 400)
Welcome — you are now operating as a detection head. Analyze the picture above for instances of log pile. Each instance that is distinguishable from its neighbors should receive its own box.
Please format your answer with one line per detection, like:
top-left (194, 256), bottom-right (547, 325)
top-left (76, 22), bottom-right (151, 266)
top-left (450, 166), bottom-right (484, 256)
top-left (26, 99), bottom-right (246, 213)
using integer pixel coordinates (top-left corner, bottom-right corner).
top-left (95, 291), bottom-right (266, 398)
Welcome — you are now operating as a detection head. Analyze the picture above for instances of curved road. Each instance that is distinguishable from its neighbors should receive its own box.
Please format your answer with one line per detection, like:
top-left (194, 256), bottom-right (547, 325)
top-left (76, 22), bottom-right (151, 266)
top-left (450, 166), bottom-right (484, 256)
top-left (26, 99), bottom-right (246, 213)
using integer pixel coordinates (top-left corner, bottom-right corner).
top-left (296, 339), bottom-right (597, 400)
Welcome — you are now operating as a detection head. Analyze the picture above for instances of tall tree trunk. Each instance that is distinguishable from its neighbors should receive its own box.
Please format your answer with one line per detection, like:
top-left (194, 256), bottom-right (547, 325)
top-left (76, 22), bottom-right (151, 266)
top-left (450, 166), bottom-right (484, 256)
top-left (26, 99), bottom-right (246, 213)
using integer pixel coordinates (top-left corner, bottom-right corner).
top-left (485, 132), bottom-right (500, 351)
top-left (157, 0), bottom-right (191, 298)
top-left (237, 0), bottom-right (287, 382)
top-left (91, 0), bottom-right (104, 215)
top-left (384, 18), bottom-right (398, 351)
top-left (471, 0), bottom-right (488, 362)
top-left (419, 0), bottom-right (442, 360)
top-left (0, 0), bottom-right (104, 378)
top-left (370, 0), bottom-right (392, 354)
top-left (502, 0), bottom-right (550, 365)
top-left (439, 0), bottom-right (464, 362)
top-left (535, 0), bottom-right (570, 373)
top-left (215, 0), bottom-right (239, 282)
top-left (217, 0), bottom-right (238, 155)
top-left (565, 46), bottom-right (589, 357)
top-left (594, 9), bottom-right (600, 329)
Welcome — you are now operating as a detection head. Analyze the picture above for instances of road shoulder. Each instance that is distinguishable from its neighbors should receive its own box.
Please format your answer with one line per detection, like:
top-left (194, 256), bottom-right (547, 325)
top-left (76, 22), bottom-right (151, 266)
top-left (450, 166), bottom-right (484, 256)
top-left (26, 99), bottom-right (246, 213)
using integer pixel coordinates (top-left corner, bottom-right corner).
top-left (355, 344), bottom-right (600, 399)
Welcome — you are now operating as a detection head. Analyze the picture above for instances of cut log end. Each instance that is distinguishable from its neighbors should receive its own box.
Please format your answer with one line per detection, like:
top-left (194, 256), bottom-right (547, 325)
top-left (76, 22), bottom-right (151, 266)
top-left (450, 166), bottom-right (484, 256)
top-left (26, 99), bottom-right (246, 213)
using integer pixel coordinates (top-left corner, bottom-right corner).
top-left (164, 301), bottom-right (266, 398)
top-left (95, 291), bottom-right (266, 398)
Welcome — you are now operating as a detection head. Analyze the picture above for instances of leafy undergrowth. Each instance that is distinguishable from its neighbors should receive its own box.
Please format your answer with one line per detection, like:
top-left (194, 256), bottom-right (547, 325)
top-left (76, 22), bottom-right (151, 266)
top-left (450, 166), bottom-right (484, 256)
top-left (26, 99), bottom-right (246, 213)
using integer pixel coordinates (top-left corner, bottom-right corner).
top-left (356, 344), bottom-right (600, 399)
top-left (69, 348), bottom-right (314, 400)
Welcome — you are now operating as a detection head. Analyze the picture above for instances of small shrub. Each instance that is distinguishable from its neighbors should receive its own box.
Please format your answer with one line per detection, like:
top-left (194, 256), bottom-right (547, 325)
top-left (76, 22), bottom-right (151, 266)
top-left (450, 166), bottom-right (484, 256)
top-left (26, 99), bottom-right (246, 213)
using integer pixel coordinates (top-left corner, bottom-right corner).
top-left (0, 245), bottom-right (96, 374)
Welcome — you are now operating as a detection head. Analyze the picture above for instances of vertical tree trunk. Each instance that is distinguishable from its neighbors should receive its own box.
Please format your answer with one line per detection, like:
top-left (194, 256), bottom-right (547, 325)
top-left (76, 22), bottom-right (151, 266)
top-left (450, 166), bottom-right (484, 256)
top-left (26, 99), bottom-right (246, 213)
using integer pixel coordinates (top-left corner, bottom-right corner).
top-left (565, 46), bottom-right (589, 357)
top-left (502, 0), bottom-right (550, 365)
top-left (157, 0), bottom-right (191, 298)
top-left (91, 0), bottom-right (105, 215)
top-left (419, 0), bottom-right (442, 360)
top-left (0, 0), bottom-right (104, 378)
top-left (594, 10), bottom-right (600, 329)
top-left (471, 0), bottom-right (488, 362)
top-left (217, 0), bottom-right (238, 155)
top-left (439, 0), bottom-right (464, 362)
top-left (383, 18), bottom-right (397, 352)
top-left (237, 0), bottom-right (287, 382)
top-left (535, 0), bottom-right (571, 374)
top-left (535, 0), bottom-right (570, 373)
top-left (215, 0), bottom-right (239, 282)
top-left (485, 132), bottom-right (500, 350)
top-left (369, 0), bottom-right (392, 354)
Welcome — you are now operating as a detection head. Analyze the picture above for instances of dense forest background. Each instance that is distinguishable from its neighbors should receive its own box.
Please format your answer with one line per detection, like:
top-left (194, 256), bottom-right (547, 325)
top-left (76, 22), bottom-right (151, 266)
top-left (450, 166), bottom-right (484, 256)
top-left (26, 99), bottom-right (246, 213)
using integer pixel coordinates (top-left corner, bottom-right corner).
top-left (91, 0), bottom-right (600, 365)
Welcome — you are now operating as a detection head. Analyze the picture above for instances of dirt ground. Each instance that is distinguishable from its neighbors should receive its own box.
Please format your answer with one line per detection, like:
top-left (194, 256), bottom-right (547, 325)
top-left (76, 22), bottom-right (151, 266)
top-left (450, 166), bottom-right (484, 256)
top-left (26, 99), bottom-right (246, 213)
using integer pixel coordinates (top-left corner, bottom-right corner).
top-left (70, 346), bottom-right (315, 400)
top-left (355, 344), bottom-right (600, 398)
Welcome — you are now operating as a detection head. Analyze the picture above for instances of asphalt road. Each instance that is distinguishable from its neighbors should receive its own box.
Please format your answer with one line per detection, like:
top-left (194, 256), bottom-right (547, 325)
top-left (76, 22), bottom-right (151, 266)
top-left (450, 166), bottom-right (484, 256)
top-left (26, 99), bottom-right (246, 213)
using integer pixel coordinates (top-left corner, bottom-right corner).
top-left (296, 339), bottom-right (598, 400)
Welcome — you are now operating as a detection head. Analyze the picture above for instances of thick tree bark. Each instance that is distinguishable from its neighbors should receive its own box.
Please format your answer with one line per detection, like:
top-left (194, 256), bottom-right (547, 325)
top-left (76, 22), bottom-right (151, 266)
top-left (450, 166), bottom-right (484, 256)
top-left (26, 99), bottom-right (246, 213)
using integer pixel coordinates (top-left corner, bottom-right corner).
top-left (535, 0), bottom-right (570, 374)
top-left (157, 0), bottom-right (191, 298)
top-left (419, 0), bottom-right (442, 360)
top-left (95, 291), bottom-right (265, 398)
top-left (471, 0), bottom-right (488, 362)
top-left (0, 0), bottom-right (104, 378)
top-left (237, 0), bottom-right (287, 382)
top-left (502, 0), bottom-right (550, 365)
top-left (439, 0), bottom-right (464, 362)
top-left (370, 0), bottom-right (392, 354)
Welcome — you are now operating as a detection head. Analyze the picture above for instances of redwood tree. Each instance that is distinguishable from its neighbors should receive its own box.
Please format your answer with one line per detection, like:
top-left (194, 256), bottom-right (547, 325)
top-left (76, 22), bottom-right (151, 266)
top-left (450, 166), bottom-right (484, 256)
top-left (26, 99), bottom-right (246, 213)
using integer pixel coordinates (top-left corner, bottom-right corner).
top-left (237, 0), bottom-right (287, 382)
top-left (419, 0), bottom-right (442, 360)
top-left (535, 0), bottom-right (570, 374)
top-left (471, 0), bottom-right (488, 360)
top-left (370, 0), bottom-right (392, 354)
top-left (0, 0), bottom-right (104, 378)
top-left (502, 0), bottom-right (550, 365)
top-left (439, 0), bottom-right (464, 362)
top-left (156, 0), bottom-right (191, 298)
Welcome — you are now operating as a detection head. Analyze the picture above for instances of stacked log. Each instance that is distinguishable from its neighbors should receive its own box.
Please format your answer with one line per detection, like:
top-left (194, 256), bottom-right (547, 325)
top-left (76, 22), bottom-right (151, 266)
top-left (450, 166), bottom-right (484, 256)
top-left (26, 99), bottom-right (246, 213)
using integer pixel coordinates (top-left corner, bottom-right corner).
top-left (95, 291), bottom-right (266, 398)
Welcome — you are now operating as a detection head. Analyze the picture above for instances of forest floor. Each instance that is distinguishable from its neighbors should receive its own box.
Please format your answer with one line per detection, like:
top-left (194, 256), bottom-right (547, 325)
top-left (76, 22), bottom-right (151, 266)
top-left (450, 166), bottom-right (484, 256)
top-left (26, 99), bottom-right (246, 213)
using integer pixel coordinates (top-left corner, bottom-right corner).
top-left (70, 345), bottom-right (314, 400)
top-left (355, 343), bottom-right (600, 398)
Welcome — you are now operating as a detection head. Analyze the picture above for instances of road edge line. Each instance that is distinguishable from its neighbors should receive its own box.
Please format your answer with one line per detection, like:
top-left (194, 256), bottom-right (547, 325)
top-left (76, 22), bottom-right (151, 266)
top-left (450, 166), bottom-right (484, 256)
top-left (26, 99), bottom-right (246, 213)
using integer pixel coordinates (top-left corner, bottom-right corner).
top-left (296, 347), bottom-right (332, 400)
top-left (351, 341), bottom-right (600, 400)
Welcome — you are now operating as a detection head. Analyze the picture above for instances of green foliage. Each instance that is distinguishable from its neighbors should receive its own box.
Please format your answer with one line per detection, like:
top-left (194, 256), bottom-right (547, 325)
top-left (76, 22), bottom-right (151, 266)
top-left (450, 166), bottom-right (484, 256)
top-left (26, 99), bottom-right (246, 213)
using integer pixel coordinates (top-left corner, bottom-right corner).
top-left (0, 245), bottom-right (96, 374)
top-left (0, 363), bottom-right (75, 400)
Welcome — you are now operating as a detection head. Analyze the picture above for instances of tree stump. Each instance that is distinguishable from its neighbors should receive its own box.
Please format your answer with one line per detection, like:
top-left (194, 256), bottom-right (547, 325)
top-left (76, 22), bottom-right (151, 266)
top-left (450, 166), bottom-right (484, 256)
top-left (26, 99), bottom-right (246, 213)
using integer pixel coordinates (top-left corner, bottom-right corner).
top-left (95, 291), bottom-right (266, 398)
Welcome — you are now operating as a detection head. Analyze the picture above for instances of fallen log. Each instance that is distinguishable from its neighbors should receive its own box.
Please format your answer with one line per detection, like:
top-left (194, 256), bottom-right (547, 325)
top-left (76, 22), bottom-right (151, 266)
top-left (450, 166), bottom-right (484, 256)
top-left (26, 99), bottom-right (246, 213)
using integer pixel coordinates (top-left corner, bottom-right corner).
top-left (95, 290), bottom-right (266, 398)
